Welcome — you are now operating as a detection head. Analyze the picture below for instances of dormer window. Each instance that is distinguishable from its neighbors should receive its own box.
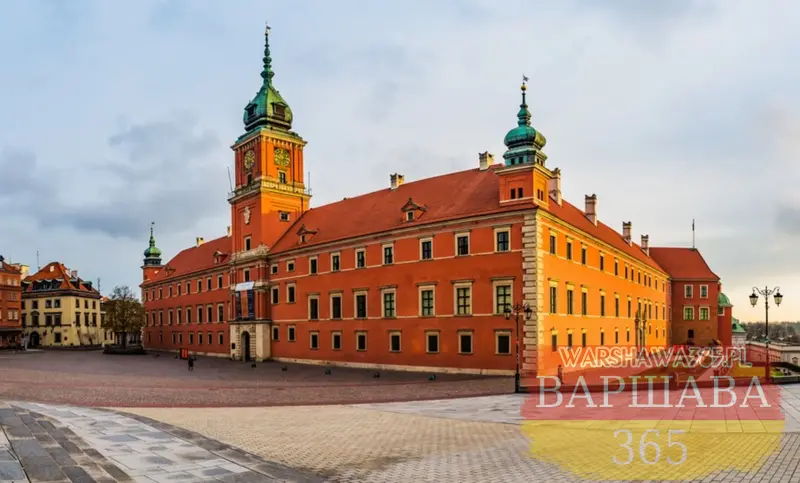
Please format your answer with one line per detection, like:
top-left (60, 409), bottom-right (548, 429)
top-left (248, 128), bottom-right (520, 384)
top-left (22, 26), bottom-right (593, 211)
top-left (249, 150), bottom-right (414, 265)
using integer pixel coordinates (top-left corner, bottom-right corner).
top-left (296, 224), bottom-right (318, 244)
top-left (246, 105), bottom-right (256, 119)
top-left (273, 103), bottom-right (286, 119)
top-left (401, 197), bottom-right (427, 222)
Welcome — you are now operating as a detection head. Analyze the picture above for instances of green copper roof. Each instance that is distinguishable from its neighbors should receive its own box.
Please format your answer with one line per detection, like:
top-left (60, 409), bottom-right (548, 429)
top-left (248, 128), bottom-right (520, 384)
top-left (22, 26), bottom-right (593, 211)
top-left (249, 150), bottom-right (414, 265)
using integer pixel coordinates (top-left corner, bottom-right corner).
top-left (143, 223), bottom-right (162, 266)
top-left (718, 292), bottom-right (733, 308)
top-left (503, 83), bottom-right (546, 166)
top-left (242, 23), bottom-right (293, 133)
top-left (732, 317), bottom-right (746, 334)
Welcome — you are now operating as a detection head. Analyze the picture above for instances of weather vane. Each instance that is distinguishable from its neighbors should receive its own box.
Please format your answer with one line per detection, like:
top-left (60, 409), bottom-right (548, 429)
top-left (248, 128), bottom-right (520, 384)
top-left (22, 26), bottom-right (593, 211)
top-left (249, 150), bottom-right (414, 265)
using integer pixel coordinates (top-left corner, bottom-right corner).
top-left (522, 74), bottom-right (529, 85)
top-left (265, 21), bottom-right (270, 35)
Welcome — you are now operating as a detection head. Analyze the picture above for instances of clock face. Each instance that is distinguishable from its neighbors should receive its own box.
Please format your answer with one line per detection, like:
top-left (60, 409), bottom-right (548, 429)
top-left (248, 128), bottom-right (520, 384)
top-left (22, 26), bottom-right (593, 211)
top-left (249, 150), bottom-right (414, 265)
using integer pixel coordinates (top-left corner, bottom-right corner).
top-left (274, 148), bottom-right (291, 167)
top-left (243, 150), bottom-right (255, 169)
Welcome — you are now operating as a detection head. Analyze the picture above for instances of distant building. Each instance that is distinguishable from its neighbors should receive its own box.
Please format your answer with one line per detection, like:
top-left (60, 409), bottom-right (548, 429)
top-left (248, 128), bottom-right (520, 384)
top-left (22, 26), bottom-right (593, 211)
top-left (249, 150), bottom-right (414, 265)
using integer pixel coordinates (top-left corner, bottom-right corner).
top-left (0, 256), bottom-right (24, 348)
top-left (649, 247), bottom-right (728, 347)
top-left (21, 262), bottom-right (110, 348)
top-left (731, 317), bottom-right (746, 347)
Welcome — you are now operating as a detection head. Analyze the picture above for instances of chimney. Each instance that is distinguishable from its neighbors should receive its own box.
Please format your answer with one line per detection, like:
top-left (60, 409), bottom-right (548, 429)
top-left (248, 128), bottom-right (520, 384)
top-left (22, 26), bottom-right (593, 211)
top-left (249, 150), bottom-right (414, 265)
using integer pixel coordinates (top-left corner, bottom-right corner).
top-left (584, 194), bottom-right (598, 226)
top-left (547, 168), bottom-right (562, 206)
top-left (390, 173), bottom-right (405, 190)
top-left (622, 222), bottom-right (632, 245)
top-left (478, 152), bottom-right (494, 171)
top-left (640, 234), bottom-right (650, 256)
top-left (227, 226), bottom-right (231, 237)
top-left (196, 237), bottom-right (205, 247)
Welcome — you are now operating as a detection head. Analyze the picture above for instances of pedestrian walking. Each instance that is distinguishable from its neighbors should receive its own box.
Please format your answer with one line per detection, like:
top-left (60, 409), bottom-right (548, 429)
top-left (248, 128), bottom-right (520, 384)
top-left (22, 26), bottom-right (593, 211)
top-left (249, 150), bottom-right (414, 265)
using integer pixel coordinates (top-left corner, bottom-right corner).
top-left (188, 356), bottom-right (195, 372)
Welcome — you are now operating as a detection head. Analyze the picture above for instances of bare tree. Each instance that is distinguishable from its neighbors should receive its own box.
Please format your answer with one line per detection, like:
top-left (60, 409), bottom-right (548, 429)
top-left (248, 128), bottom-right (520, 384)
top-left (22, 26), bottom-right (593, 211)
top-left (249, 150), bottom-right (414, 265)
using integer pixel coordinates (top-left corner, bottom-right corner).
top-left (101, 286), bottom-right (145, 348)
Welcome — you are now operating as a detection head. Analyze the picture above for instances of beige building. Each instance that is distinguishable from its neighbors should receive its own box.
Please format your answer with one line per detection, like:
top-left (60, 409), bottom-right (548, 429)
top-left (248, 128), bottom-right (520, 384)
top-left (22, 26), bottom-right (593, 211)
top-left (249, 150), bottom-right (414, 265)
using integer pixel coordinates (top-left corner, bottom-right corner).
top-left (21, 262), bottom-right (112, 347)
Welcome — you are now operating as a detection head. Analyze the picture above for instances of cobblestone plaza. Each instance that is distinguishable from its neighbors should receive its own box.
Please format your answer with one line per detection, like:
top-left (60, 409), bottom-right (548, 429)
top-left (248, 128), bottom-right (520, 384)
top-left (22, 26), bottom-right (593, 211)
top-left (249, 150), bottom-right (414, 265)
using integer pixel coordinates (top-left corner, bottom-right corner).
top-left (3, 352), bottom-right (800, 482)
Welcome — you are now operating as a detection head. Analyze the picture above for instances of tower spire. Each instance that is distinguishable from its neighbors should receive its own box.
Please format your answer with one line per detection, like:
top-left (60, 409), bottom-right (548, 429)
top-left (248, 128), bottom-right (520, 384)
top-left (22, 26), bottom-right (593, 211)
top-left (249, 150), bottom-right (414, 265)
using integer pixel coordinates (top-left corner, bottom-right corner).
top-left (261, 22), bottom-right (274, 87)
top-left (517, 78), bottom-right (531, 127)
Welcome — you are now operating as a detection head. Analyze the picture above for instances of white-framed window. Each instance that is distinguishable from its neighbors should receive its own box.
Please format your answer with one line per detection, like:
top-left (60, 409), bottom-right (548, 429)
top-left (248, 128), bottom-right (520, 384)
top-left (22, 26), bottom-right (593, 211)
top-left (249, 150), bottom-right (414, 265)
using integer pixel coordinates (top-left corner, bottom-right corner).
top-left (383, 243), bottom-right (394, 265)
top-left (683, 306), bottom-right (694, 320)
top-left (288, 325), bottom-right (296, 342)
top-left (286, 260), bottom-right (295, 272)
top-left (454, 282), bottom-right (473, 316)
top-left (243, 236), bottom-right (252, 251)
top-left (217, 304), bottom-right (224, 323)
top-left (419, 285), bottom-right (435, 317)
top-left (458, 330), bottom-right (473, 354)
top-left (271, 286), bottom-right (279, 304)
top-left (684, 285), bottom-right (693, 298)
top-left (309, 256), bottom-right (318, 275)
top-left (309, 331), bottom-right (319, 350)
top-left (718, 305), bottom-right (725, 316)
top-left (197, 305), bottom-right (204, 324)
top-left (356, 331), bottom-right (367, 351)
top-left (330, 253), bottom-right (341, 272)
top-left (381, 288), bottom-right (396, 318)
top-left (419, 237), bottom-right (433, 260)
top-left (699, 306), bottom-right (710, 320)
top-left (207, 305), bottom-right (213, 323)
top-left (493, 280), bottom-right (513, 315)
top-left (287, 283), bottom-right (296, 304)
top-left (455, 232), bottom-right (470, 256)
top-left (279, 211), bottom-right (290, 222)
top-left (494, 227), bottom-right (510, 253)
top-left (331, 331), bottom-right (342, 350)
top-left (389, 331), bottom-right (401, 352)
top-left (426, 331), bottom-right (440, 353)
top-left (330, 293), bottom-right (343, 319)
top-left (700, 285), bottom-right (708, 298)
top-left (308, 295), bottom-right (320, 321)
top-left (354, 290), bottom-right (368, 318)
top-left (355, 248), bottom-right (366, 268)
top-left (272, 325), bottom-right (279, 341)
top-left (496, 330), bottom-right (511, 355)
top-left (271, 264), bottom-right (278, 274)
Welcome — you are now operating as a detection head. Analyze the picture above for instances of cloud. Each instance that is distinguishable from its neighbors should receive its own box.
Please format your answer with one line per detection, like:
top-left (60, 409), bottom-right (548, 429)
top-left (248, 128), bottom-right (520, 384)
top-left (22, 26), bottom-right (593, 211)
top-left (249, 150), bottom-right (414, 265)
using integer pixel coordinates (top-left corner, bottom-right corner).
top-left (0, 115), bottom-right (228, 239)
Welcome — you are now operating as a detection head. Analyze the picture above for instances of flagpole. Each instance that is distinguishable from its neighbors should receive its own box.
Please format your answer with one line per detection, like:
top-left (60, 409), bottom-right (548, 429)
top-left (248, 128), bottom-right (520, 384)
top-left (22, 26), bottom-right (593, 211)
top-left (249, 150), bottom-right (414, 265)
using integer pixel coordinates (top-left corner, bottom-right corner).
top-left (692, 219), bottom-right (695, 249)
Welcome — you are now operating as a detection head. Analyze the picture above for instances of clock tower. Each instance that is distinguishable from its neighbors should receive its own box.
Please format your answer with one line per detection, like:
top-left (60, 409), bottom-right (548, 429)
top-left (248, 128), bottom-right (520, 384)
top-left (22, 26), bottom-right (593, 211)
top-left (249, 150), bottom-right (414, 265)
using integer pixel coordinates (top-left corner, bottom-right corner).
top-left (229, 23), bottom-right (311, 253)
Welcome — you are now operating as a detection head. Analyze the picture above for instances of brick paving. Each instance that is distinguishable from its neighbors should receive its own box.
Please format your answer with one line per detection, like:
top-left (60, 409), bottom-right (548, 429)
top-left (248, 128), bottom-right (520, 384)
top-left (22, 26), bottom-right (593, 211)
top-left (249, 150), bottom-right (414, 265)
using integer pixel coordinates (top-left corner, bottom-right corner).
top-left (0, 351), bottom-right (509, 407)
top-left (123, 389), bottom-right (800, 482)
top-left (1, 402), bottom-right (324, 482)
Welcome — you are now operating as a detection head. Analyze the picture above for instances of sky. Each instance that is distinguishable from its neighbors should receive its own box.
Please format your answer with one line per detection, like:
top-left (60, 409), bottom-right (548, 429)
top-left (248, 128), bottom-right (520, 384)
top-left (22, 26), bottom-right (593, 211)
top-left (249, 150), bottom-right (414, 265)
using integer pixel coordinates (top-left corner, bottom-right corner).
top-left (1, 0), bottom-right (799, 322)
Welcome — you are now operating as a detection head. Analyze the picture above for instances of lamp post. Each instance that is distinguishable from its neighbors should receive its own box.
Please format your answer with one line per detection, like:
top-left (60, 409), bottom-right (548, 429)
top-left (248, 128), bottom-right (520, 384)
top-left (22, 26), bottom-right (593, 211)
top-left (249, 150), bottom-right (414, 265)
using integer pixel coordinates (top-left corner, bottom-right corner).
top-left (634, 309), bottom-right (648, 357)
top-left (750, 286), bottom-right (783, 380)
top-left (505, 302), bottom-right (533, 393)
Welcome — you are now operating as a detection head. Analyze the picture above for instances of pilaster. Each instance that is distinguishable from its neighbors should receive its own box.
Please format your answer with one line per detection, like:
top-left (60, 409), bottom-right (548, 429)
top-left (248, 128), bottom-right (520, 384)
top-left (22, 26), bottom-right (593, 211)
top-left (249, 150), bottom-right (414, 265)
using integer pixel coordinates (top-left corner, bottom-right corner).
top-left (521, 210), bottom-right (544, 378)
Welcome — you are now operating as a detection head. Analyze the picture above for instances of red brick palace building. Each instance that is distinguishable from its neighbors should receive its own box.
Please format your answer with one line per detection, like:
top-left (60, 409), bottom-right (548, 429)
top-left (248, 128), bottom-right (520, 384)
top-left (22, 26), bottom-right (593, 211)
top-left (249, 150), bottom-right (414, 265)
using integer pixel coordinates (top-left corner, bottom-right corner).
top-left (141, 25), bottom-right (732, 376)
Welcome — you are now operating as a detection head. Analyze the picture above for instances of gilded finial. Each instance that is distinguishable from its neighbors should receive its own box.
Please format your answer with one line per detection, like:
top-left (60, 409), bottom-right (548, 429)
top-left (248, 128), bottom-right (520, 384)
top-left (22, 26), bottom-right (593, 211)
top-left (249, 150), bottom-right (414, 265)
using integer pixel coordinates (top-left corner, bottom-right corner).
top-left (521, 74), bottom-right (529, 91)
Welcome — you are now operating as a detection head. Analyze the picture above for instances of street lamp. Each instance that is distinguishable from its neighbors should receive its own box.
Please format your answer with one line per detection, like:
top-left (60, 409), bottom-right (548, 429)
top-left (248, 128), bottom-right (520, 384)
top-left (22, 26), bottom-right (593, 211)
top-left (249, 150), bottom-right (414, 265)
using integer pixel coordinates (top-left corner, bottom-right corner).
top-left (750, 286), bottom-right (783, 380)
top-left (634, 309), bottom-right (648, 356)
top-left (505, 302), bottom-right (533, 393)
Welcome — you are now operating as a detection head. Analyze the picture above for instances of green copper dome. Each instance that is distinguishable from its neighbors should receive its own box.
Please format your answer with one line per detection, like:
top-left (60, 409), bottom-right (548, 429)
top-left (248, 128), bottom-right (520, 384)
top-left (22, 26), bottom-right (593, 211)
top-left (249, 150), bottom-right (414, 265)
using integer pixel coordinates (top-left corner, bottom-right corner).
top-left (243, 24), bottom-right (293, 133)
top-left (143, 223), bottom-right (162, 266)
top-left (503, 83), bottom-right (547, 166)
top-left (718, 292), bottom-right (733, 308)
top-left (731, 318), bottom-right (746, 334)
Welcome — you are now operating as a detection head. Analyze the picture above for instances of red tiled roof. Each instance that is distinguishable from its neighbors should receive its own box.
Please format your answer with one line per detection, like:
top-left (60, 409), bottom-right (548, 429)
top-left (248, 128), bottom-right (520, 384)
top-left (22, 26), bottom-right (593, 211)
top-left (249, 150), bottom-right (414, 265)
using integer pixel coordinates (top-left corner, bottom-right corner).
top-left (23, 262), bottom-right (98, 294)
top-left (649, 247), bottom-right (719, 281)
top-left (145, 235), bottom-right (232, 284)
top-left (270, 165), bottom-right (528, 254)
top-left (0, 260), bottom-right (21, 274)
top-left (545, 200), bottom-right (665, 272)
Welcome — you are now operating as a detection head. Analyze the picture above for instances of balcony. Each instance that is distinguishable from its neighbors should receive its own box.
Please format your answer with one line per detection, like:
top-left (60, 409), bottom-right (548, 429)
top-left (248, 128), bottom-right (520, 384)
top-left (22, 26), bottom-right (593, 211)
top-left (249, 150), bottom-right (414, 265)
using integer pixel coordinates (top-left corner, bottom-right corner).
top-left (230, 245), bottom-right (270, 263)
top-left (227, 177), bottom-right (311, 202)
